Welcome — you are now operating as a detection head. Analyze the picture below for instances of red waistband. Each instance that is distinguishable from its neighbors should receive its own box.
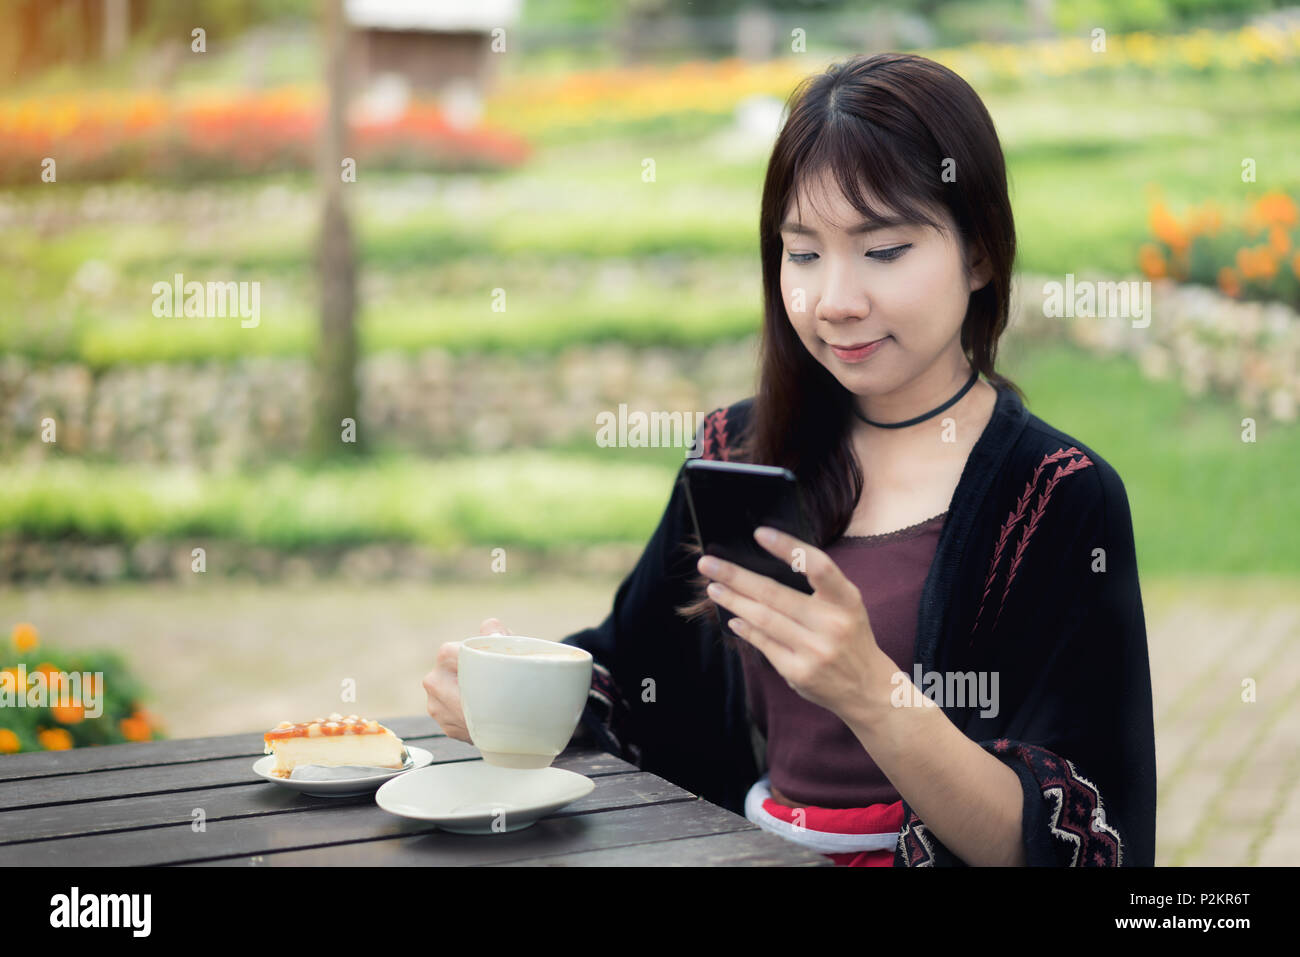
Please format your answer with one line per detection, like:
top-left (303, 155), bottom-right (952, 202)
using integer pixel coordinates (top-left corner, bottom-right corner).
top-left (761, 796), bottom-right (906, 834)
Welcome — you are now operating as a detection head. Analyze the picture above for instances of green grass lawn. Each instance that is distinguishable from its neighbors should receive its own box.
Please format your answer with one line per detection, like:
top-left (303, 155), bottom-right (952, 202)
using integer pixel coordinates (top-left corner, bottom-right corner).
top-left (3, 344), bottom-right (1296, 574)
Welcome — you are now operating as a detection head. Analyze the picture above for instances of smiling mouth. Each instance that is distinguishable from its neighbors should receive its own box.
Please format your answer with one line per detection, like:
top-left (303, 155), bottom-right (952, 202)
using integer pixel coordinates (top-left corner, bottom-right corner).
top-left (827, 337), bottom-right (887, 349)
top-left (825, 336), bottom-right (890, 362)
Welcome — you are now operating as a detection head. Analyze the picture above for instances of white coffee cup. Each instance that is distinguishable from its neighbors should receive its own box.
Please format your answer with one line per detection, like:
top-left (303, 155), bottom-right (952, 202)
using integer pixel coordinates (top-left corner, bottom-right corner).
top-left (458, 635), bottom-right (593, 769)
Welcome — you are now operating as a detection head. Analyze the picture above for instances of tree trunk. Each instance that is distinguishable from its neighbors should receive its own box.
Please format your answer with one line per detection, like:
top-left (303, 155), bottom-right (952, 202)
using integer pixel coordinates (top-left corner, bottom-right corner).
top-left (313, 0), bottom-right (361, 458)
top-left (102, 0), bottom-right (128, 61)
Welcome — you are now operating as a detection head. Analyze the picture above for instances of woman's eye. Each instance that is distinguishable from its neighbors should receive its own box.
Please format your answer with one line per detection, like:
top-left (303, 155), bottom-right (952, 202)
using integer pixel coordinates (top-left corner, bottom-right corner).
top-left (785, 244), bottom-right (910, 265)
top-left (869, 244), bottom-right (910, 261)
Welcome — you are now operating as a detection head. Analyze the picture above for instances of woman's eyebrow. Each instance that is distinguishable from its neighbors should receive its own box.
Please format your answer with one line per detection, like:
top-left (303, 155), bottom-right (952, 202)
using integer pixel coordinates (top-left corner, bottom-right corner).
top-left (779, 214), bottom-right (914, 236)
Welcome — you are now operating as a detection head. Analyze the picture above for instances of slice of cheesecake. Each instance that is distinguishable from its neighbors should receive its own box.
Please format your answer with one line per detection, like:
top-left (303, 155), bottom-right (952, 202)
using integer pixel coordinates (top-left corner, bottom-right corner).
top-left (263, 713), bottom-right (407, 778)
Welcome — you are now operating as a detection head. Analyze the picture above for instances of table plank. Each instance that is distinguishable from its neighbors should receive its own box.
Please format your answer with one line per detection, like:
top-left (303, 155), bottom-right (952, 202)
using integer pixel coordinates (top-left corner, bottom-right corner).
top-left (0, 744), bottom-right (634, 815)
top-left (1, 734), bottom-right (462, 810)
top-left (4, 769), bottom-right (694, 866)
top-left (0, 716), bottom-right (443, 782)
top-left (0, 758), bottom-right (645, 847)
top-left (189, 798), bottom-right (770, 867)
top-left (492, 829), bottom-right (833, 866)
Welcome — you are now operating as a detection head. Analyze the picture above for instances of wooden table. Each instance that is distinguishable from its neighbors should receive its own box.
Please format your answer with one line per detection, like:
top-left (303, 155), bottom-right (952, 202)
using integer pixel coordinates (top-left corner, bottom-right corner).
top-left (0, 716), bottom-right (831, 866)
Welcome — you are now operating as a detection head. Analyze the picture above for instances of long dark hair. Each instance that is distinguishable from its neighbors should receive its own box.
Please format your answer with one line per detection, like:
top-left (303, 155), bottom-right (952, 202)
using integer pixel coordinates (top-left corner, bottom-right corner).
top-left (677, 52), bottom-right (1024, 631)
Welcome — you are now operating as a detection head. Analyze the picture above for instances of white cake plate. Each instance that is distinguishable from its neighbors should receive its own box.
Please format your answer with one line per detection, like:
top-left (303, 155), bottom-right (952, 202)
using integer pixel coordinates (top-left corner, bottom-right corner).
top-left (253, 746), bottom-right (435, 797)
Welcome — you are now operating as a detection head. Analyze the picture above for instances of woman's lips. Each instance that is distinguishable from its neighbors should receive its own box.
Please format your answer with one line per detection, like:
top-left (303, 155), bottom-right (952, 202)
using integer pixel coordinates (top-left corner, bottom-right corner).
top-left (828, 337), bottom-right (889, 363)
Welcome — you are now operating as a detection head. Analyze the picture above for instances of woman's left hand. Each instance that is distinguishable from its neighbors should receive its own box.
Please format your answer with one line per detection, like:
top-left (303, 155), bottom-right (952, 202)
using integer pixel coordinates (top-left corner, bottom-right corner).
top-left (697, 525), bottom-right (892, 720)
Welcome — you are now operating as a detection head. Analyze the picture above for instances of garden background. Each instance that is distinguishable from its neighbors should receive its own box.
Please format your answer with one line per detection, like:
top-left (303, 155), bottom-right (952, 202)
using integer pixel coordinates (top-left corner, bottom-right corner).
top-left (1, 0), bottom-right (1298, 866)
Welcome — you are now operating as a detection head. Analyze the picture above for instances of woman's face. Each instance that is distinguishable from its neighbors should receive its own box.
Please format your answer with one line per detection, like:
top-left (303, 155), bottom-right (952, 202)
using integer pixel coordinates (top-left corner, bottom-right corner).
top-left (778, 170), bottom-right (991, 407)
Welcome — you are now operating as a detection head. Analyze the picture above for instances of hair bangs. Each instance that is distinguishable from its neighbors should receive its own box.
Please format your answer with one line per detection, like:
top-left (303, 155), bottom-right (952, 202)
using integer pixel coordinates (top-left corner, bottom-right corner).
top-left (783, 112), bottom-right (946, 242)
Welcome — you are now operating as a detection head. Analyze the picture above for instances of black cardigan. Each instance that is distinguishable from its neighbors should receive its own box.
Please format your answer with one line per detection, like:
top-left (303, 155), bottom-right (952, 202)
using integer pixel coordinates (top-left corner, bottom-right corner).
top-left (561, 383), bottom-right (1157, 866)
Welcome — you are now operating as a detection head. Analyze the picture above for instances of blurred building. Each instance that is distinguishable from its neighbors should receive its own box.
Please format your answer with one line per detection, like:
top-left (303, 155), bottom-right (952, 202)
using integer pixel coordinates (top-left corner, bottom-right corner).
top-left (345, 0), bottom-right (522, 126)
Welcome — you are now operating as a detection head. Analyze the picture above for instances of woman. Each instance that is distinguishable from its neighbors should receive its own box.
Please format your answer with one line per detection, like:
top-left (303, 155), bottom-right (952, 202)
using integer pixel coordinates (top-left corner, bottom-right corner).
top-left (423, 52), bottom-right (1157, 867)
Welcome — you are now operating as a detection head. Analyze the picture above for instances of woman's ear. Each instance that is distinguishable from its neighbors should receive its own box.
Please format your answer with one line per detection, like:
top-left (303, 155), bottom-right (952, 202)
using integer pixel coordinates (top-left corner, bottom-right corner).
top-left (966, 240), bottom-right (993, 293)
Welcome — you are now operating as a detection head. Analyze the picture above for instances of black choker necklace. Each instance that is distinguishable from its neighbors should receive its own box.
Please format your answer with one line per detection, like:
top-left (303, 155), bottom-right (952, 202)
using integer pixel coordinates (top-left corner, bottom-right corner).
top-left (852, 368), bottom-right (981, 429)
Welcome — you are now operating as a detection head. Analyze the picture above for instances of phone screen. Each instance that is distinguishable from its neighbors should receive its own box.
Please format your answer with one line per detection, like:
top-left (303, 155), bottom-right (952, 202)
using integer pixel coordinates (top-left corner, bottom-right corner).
top-left (682, 459), bottom-right (815, 597)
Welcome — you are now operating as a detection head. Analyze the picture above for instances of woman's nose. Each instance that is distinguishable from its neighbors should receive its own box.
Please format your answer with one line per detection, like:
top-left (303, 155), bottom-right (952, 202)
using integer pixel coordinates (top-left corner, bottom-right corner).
top-left (816, 262), bottom-right (869, 323)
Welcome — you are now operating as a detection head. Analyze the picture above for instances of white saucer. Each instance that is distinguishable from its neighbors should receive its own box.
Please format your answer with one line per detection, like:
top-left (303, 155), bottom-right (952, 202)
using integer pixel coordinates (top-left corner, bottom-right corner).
top-left (374, 759), bottom-right (595, 833)
top-left (253, 746), bottom-right (435, 797)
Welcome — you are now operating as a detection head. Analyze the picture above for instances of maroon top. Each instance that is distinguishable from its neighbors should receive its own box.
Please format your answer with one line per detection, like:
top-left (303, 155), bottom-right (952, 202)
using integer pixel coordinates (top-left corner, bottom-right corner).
top-left (739, 510), bottom-right (948, 808)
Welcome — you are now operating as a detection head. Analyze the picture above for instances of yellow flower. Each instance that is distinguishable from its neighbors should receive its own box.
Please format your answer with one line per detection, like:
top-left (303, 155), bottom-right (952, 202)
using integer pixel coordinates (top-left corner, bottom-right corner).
top-left (38, 728), bottom-right (73, 751)
top-left (0, 729), bottom-right (19, 753)
top-left (11, 622), bottom-right (38, 653)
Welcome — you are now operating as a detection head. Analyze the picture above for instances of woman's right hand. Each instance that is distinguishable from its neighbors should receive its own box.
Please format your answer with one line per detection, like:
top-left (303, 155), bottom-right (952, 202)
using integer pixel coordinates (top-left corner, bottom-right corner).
top-left (421, 618), bottom-right (512, 743)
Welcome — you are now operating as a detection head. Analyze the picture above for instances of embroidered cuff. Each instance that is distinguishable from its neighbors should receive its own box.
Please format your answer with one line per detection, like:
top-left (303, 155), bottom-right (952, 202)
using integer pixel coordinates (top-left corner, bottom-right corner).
top-left (990, 739), bottom-right (1124, 866)
top-left (895, 738), bottom-right (1123, 867)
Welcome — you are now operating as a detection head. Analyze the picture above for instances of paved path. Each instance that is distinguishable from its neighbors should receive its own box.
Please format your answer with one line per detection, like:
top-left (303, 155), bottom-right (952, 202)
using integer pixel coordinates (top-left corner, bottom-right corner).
top-left (1141, 577), bottom-right (1300, 866)
top-left (3, 574), bottom-right (1296, 866)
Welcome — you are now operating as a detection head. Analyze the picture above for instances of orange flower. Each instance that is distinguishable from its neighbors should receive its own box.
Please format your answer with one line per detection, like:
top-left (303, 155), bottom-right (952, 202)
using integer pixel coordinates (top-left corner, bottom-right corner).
top-left (1234, 247), bottom-right (1252, 278)
top-left (1149, 201), bottom-right (1188, 251)
top-left (120, 716), bottom-right (151, 742)
top-left (1257, 249), bottom-right (1279, 279)
top-left (51, 703), bottom-right (85, 724)
top-left (1268, 225), bottom-right (1291, 256)
top-left (38, 728), bottom-right (73, 751)
top-left (1253, 192), bottom-right (1297, 228)
top-left (1292, 251), bottom-right (1300, 280)
top-left (33, 661), bottom-right (59, 677)
top-left (11, 622), bottom-right (38, 653)
top-left (1218, 267), bottom-right (1241, 297)
top-left (0, 729), bottom-right (19, 753)
top-left (1138, 243), bottom-right (1167, 279)
top-left (1, 666), bottom-right (23, 690)
top-left (1187, 202), bottom-right (1223, 237)
top-left (1236, 245), bottom-right (1278, 281)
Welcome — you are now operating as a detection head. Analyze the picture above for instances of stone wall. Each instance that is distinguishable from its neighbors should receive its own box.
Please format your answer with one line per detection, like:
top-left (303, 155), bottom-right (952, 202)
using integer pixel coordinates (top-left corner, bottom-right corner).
top-left (0, 340), bottom-right (760, 468)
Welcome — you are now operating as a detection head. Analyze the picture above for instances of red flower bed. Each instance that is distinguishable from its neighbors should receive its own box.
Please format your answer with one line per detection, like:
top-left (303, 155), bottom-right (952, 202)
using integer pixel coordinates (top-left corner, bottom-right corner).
top-left (0, 89), bottom-right (531, 185)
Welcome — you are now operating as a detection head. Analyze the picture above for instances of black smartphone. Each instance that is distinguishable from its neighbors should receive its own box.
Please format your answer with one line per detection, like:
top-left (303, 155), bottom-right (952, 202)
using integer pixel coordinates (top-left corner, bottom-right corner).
top-left (681, 459), bottom-right (815, 597)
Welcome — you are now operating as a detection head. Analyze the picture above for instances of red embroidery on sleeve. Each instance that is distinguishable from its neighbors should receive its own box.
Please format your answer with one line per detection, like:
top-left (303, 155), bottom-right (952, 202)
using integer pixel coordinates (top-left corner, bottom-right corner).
top-left (969, 447), bottom-right (1093, 644)
top-left (698, 408), bottom-right (731, 461)
top-left (1004, 742), bottom-right (1124, 866)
